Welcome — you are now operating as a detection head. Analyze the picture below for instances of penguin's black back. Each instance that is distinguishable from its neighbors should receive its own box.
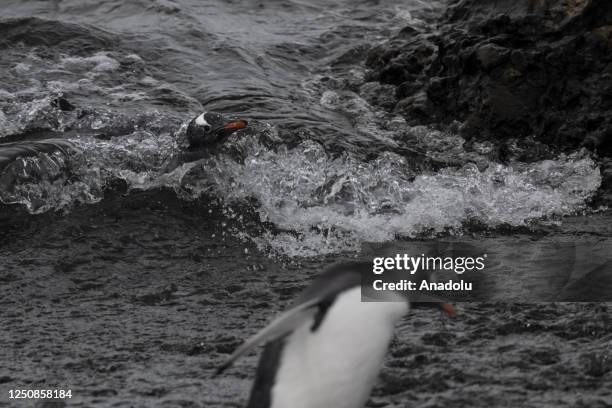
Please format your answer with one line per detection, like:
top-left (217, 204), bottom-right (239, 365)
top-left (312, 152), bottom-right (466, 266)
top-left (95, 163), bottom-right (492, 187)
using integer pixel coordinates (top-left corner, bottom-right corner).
top-left (246, 337), bottom-right (286, 408)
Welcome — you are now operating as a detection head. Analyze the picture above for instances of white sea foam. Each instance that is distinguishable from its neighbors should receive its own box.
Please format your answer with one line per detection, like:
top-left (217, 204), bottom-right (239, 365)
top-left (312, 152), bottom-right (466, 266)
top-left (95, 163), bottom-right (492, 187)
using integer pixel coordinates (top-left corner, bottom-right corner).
top-left (60, 52), bottom-right (120, 73)
top-left (200, 137), bottom-right (600, 257)
top-left (0, 126), bottom-right (181, 213)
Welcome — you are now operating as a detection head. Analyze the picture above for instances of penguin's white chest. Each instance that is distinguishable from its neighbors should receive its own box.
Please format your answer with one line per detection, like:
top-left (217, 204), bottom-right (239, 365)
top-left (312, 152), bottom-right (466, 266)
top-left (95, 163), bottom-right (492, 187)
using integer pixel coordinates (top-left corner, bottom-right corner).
top-left (271, 287), bottom-right (409, 408)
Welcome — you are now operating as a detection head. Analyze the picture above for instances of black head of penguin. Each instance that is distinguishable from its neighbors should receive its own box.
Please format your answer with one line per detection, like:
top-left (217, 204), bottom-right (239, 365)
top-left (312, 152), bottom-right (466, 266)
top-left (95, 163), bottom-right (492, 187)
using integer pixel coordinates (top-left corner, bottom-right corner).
top-left (186, 111), bottom-right (248, 149)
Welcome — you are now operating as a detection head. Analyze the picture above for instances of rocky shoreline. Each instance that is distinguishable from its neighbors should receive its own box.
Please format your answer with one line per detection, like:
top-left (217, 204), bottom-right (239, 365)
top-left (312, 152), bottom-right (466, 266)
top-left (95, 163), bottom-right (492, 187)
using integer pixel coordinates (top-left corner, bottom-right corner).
top-left (361, 0), bottom-right (612, 203)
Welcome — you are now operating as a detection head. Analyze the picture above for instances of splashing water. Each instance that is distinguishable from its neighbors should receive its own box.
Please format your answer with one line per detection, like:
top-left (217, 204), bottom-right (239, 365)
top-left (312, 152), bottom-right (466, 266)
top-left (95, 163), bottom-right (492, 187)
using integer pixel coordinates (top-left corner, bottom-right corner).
top-left (0, 125), bottom-right (184, 213)
top-left (199, 136), bottom-right (600, 256)
top-left (0, 105), bottom-right (602, 255)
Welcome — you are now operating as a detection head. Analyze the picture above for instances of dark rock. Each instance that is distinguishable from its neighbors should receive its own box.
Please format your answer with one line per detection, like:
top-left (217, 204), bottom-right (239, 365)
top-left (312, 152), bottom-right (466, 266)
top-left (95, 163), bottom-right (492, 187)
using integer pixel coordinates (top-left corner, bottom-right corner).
top-left (396, 91), bottom-right (432, 124)
top-left (363, 0), bottom-right (612, 200)
top-left (475, 43), bottom-right (510, 69)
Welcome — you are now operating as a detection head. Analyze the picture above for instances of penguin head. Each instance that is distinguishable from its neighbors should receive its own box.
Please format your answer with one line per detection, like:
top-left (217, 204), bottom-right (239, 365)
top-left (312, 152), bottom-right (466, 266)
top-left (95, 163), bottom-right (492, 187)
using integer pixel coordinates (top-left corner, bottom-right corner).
top-left (186, 111), bottom-right (248, 149)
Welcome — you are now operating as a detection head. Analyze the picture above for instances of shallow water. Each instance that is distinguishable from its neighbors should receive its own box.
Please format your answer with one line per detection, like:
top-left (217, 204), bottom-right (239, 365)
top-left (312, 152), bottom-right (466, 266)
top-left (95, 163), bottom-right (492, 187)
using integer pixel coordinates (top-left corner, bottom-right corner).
top-left (1, 0), bottom-right (611, 407)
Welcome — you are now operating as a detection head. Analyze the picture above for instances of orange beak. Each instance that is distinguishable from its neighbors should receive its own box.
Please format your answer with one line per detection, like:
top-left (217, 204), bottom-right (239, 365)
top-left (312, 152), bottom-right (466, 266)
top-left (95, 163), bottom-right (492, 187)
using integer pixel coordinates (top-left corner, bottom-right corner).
top-left (440, 303), bottom-right (456, 316)
top-left (223, 119), bottom-right (248, 131)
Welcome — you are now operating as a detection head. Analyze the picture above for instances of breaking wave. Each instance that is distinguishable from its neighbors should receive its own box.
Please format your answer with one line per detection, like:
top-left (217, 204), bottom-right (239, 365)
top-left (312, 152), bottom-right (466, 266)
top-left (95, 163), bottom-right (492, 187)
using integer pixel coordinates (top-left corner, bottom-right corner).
top-left (203, 139), bottom-right (601, 256)
top-left (0, 114), bottom-right (601, 256)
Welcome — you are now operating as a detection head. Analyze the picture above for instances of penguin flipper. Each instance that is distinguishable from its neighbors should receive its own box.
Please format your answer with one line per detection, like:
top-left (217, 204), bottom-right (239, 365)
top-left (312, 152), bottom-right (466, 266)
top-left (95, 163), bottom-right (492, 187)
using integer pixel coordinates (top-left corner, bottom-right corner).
top-left (214, 297), bottom-right (322, 376)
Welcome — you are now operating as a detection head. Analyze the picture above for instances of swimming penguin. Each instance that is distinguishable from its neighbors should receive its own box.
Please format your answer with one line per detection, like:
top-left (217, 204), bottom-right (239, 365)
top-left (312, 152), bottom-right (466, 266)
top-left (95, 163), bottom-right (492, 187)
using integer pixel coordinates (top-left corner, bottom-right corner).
top-left (216, 261), bottom-right (454, 408)
top-left (185, 111), bottom-right (247, 150)
top-left (0, 111), bottom-right (248, 173)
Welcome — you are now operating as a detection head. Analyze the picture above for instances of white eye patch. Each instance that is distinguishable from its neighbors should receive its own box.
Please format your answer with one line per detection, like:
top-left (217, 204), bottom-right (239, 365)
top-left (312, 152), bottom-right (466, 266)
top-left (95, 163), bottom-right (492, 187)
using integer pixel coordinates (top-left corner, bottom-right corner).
top-left (195, 112), bottom-right (209, 127)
